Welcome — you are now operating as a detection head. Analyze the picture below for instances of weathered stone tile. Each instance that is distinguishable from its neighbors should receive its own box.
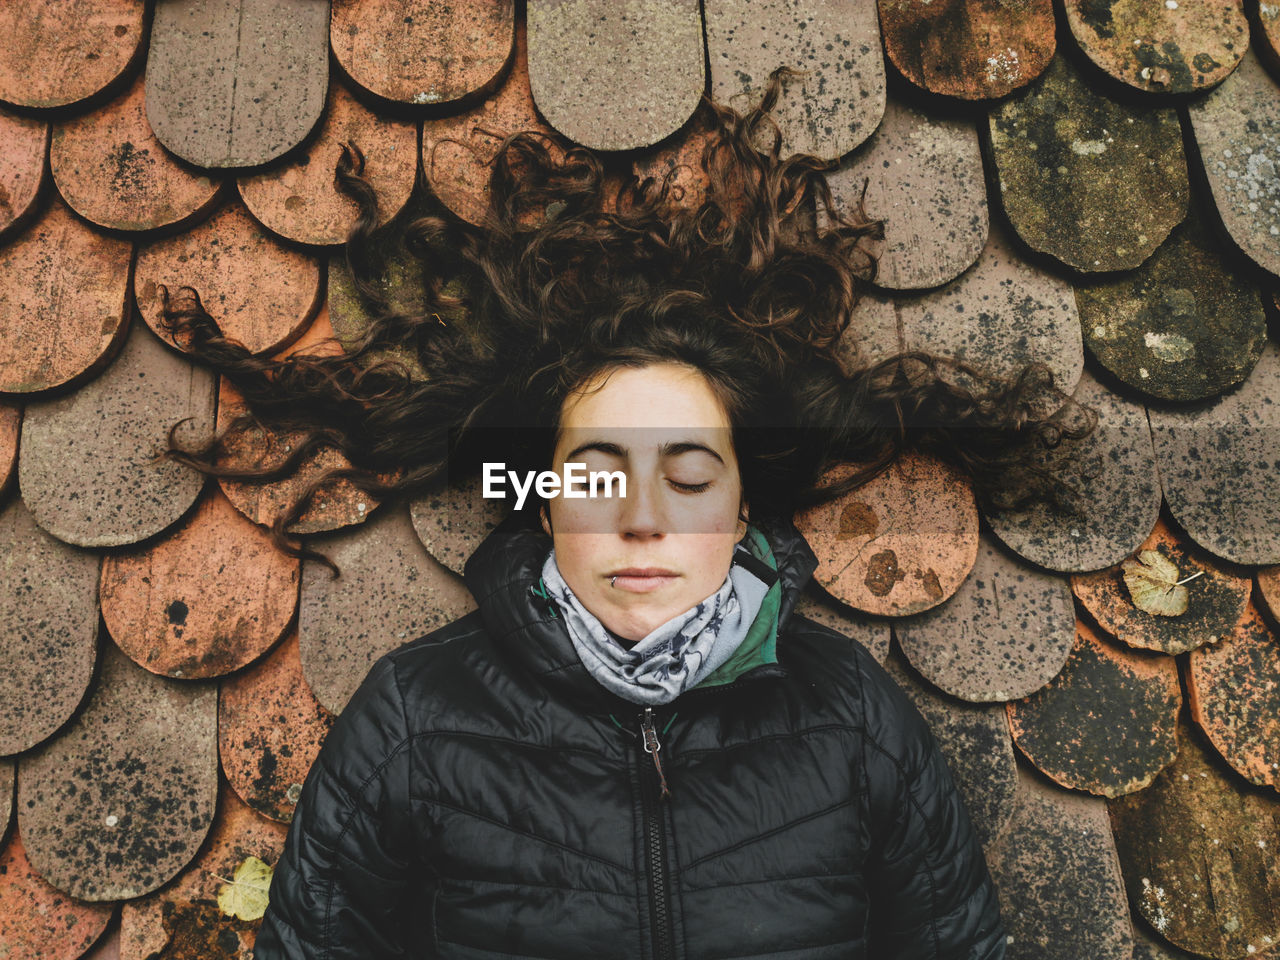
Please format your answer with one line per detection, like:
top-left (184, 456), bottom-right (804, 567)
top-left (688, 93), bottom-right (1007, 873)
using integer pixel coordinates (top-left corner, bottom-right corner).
top-left (1007, 619), bottom-right (1180, 797)
top-left (832, 287), bottom-right (902, 374)
top-left (893, 216), bottom-right (1082, 418)
top-left (1148, 339), bottom-right (1280, 565)
top-left (0, 106), bottom-right (48, 239)
top-left (19, 319), bottom-right (214, 548)
top-left (793, 585), bottom-right (892, 663)
top-left (135, 200), bottom-right (321, 356)
top-left (828, 96), bottom-right (985, 289)
top-left (18, 644), bottom-right (218, 901)
top-left (52, 70), bottom-right (220, 233)
top-left (704, 0), bottom-right (884, 161)
top-left (239, 79), bottom-right (416, 246)
top-left (410, 474), bottom-right (508, 575)
top-left (1187, 45), bottom-right (1280, 279)
top-left (0, 196), bottom-right (131, 394)
top-left (0, 498), bottom-right (99, 756)
top-left (878, 0), bottom-right (1055, 100)
top-left (118, 780), bottom-right (287, 960)
top-left (1108, 713), bottom-right (1280, 958)
top-left (0, 829), bottom-right (114, 960)
top-left (1259, 566), bottom-right (1280, 624)
top-left (894, 530), bottom-right (1076, 703)
top-left (1071, 514), bottom-right (1252, 656)
top-left (983, 368), bottom-right (1162, 572)
top-left (881, 645), bottom-right (1017, 849)
top-left (794, 451), bottom-right (978, 617)
top-left (331, 0), bottom-right (514, 107)
top-left (988, 52), bottom-right (1189, 273)
top-left (218, 629), bottom-right (333, 823)
top-left (1076, 196), bottom-right (1269, 401)
top-left (1187, 599), bottom-right (1280, 791)
top-left (985, 764), bottom-right (1134, 960)
top-left (527, 0), bottom-right (704, 151)
top-left (100, 487), bottom-right (299, 680)
top-left (1064, 0), bottom-right (1248, 94)
top-left (82, 925), bottom-right (119, 960)
top-left (0, 760), bottom-right (10, 836)
top-left (147, 0), bottom-right (329, 168)
top-left (0, 403), bottom-right (18, 494)
top-left (1258, 2), bottom-right (1280, 73)
top-left (0, 0), bottom-right (144, 110)
top-left (1131, 920), bottom-right (1207, 960)
top-left (299, 503), bottom-right (476, 714)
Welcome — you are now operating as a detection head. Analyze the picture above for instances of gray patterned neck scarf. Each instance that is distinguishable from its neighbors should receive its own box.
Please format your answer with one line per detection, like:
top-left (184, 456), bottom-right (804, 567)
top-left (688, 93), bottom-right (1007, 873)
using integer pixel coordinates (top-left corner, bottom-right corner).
top-left (539, 543), bottom-right (770, 705)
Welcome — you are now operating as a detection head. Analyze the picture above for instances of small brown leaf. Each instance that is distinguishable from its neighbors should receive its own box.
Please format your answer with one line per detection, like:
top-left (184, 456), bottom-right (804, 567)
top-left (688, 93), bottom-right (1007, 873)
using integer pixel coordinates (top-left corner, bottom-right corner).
top-left (1121, 549), bottom-right (1200, 616)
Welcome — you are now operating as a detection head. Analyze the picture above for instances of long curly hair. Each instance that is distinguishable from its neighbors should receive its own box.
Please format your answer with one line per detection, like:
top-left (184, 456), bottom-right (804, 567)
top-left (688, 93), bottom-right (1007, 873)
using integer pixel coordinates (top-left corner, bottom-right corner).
top-left (157, 74), bottom-right (1097, 576)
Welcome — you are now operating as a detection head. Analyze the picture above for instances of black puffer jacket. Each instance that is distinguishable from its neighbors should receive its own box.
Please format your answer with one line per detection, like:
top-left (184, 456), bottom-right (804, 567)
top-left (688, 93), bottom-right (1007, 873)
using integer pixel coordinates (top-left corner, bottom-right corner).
top-left (255, 515), bottom-right (1006, 960)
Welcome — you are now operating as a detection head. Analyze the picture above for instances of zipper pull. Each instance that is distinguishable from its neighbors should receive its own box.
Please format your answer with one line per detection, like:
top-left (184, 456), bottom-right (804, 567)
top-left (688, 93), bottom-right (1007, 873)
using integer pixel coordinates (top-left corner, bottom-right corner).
top-left (640, 707), bottom-right (672, 801)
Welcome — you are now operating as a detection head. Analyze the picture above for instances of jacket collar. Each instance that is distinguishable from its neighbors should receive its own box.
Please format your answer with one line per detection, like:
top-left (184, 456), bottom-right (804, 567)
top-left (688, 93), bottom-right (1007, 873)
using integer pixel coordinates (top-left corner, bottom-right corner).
top-left (463, 513), bottom-right (820, 713)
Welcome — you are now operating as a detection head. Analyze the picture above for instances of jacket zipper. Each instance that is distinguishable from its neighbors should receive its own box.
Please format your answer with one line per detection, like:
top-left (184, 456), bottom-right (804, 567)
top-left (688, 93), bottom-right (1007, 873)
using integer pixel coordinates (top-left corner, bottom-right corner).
top-left (638, 706), bottom-right (676, 960)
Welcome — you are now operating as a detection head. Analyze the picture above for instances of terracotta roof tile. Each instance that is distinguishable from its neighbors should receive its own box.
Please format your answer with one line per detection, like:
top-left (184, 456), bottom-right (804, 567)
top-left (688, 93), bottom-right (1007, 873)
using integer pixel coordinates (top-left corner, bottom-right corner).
top-left (0, 498), bottom-right (99, 756)
top-left (409, 474), bottom-right (507, 575)
top-left (795, 451), bottom-right (978, 616)
top-left (894, 530), bottom-right (1077, 703)
top-left (17, 643), bottom-right (218, 901)
top-left (331, 0), bottom-right (515, 108)
top-left (18, 319), bottom-right (214, 548)
top-left (0, 1), bottom-right (144, 111)
top-left (1108, 712), bottom-right (1280, 958)
top-left (793, 587), bottom-right (891, 663)
top-left (629, 105), bottom-right (718, 212)
top-left (1147, 339), bottom-right (1280, 565)
top-left (878, 0), bottom-right (1056, 100)
top-left (1071, 513), bottom-right (1253, 656)
top-left (146, 0), bottom-right (329, 168)
top-left (829, 94), bottom-right (986, 289)
top-left (1186, 45), bottom-right (1280, 278)
top-left (704, 0), bottom-right (885, 161)
top-left (988, 50), bottom-right (1189, 273)
top-left (99, 486), bottom-right (299, 679)
top-left (0, 107), bottom-right (49, 239)
top-left (238, 78), bottom-right (416, 246)
top-left (1063, 0), bottom-right (1249, 94)
top-left (51, 70), bottom-right (220, 233)
top-left (527, 0), bottom-right (704, 150)
top-left (0, 829), bottom-right (114, 960)
top-left (0, 196), bottom-right (131, 394)
top-left (298, 503), bottom-right (476, 714)
top-left (0, 402), bottom-right (18, 493)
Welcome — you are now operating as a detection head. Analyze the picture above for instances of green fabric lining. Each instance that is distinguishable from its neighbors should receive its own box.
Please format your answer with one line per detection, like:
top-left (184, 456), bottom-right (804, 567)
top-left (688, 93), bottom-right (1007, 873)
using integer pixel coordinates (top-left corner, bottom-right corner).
top-left (691, 525), bottom-right (781, 689)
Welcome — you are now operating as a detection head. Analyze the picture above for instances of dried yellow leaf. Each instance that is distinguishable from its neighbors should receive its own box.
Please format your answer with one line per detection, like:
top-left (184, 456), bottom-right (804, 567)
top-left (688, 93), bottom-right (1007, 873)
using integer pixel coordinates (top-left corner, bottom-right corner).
top-left (1122, 549), bottom-right (1191, 616)
top-left (215, 855), bottom-right (273, 922)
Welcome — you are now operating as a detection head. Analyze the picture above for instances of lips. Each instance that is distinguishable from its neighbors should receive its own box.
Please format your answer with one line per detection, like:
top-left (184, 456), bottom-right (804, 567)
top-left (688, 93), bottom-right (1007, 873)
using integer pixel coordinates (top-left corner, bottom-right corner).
top-left (606, 568), bottom-right (679, 594)
top-left (606, 568), bottom-right (677, 578)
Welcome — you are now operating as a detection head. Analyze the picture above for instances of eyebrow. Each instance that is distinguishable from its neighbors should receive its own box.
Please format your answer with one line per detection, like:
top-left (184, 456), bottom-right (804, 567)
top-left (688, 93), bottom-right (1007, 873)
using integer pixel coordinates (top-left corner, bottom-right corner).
top-left (563, 439), bottom-right (726, 467)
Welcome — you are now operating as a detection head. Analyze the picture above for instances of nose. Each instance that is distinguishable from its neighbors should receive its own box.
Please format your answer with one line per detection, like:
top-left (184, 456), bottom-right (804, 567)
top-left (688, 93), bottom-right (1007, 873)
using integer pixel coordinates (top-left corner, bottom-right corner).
top-left (618, 474), bottom-right (665, 538)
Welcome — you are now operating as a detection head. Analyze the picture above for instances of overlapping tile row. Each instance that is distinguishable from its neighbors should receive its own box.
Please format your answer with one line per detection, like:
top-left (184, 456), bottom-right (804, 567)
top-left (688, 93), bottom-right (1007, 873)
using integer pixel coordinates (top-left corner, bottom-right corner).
top-left (1, 2), bottom-right (1279, 958)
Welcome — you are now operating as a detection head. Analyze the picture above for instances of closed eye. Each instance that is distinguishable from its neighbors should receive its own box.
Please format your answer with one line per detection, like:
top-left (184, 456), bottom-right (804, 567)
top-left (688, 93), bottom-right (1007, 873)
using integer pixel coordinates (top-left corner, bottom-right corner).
top-left (669, 480), bottom-right (712, 493)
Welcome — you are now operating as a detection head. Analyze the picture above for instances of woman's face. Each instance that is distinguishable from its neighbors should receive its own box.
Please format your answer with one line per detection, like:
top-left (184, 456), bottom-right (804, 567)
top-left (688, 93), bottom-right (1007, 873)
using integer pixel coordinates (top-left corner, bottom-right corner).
top-left (541, 362), bottom-right (748, 642)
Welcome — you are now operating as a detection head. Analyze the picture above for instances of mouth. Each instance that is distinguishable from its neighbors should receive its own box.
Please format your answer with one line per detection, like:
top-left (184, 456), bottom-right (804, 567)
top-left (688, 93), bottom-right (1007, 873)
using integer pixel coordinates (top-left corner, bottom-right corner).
top-left (606, 568), bottom-right (679, 593)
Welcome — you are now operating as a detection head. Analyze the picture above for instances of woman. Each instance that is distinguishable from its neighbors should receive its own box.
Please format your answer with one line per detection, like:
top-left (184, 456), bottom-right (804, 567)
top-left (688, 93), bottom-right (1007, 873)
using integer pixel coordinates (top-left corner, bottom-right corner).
top-left (160, 77), bottom-right (1093, 959)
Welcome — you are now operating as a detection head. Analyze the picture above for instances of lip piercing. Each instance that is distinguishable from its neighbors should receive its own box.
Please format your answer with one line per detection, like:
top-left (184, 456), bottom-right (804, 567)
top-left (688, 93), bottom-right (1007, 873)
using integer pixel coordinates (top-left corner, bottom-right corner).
top-left (611, 576), bottom-right (619, 588)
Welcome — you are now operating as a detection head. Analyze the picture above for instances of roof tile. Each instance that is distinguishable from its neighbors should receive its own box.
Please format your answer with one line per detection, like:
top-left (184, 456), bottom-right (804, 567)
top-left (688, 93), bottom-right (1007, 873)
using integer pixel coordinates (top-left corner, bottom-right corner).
top-left (1259, 565), bottom-right (1280, 622)
top-left (983, 368), bottom-right (1162, 571)
top-left (0, 195), bottom-right (131, 394)
top-left (1063, 0), bottom-right (1249, 94)
top-left (17, 642), bottom-right (218, 901)
top-left (877, 0), bottom-right (1055, 100)
top-left (829, 95), bottom-right (986, 289)
top-left (629, 105), bottom-right (718, 212)
top-left (833, 286), bottom-right (902, 372)
top-left (0, 107), bottom-right (49, 239)
top-left (218, 629), bottom-right (333, 823)
top-left (1186, 45), bottom-right (1280, 279)
top-left (1147, 339), bottom-right (1280, 565)
top-left (298, 503), bottom-right (477, 714)
top-left (0, 0), bottom-right (144, 110)
top-left (51, 70), bottom-right (220, 233)
top-left (0, 760), bottom-right (10, 836)
top-left (0, 497), bottom-right (99, 755)
top-left (238, 78), bottom-right (416, 246)
top-left (1258, 2), bottom-right (1280, 70)
top-left (99, 486), bottom-right (299, 680)
top-left (1108, 712), bottom-right (1280, 958)
top-left (1186, 598), bottom-right (1280, 791)
top-left (793, 587), bottom-right (891, 663)
top-left (988, 51), bottom-right (1189, 273)
top-left (1070, 512), bottom-right (1252, 656)
top-left (19, 319), bottom-right (214, 548)
top-left (331, 0), bottom-right (515, 108)
top-left (795, 451), bottom-right (978, 616)
top-left (704, 0), bottom-right (885, 161)
top-left (894, 530), bottom-right (1076, 703)
top-left (0, 402), bottom-right (18, 493)
top-left (146, 0), bottom-right (329, 168)
top-left (0, 829), bottom-right (114, 960)
top-left (527, 0), bottom-right (704, 151)
top-left (1006, 618), bottom-right (1180, 797)
top-left (409, 474), bottom-right (507, 576)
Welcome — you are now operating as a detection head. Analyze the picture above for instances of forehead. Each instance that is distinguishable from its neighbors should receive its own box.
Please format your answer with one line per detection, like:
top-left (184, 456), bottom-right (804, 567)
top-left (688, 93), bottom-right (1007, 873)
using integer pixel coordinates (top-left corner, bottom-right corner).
top-left (558, 363), bottom-right (732, 433)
